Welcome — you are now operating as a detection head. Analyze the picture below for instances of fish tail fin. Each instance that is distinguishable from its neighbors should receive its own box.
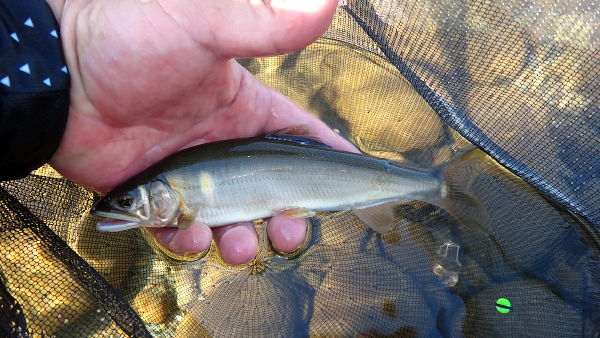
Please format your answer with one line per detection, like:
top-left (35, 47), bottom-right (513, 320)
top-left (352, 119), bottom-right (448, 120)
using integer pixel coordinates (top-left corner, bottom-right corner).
top-left (434, 150), bottom-right (490, 234)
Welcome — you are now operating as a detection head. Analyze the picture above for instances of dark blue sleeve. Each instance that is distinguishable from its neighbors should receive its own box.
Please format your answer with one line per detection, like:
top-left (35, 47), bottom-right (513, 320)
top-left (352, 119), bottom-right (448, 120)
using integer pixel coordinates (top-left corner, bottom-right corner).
top-left (0, 0), bottom-right (70, 180)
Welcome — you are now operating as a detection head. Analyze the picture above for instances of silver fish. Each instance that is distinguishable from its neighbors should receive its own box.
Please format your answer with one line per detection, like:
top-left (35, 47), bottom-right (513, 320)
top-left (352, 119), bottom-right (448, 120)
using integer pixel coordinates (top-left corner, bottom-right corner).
top-left (91, 125), bottom-right (489, 233)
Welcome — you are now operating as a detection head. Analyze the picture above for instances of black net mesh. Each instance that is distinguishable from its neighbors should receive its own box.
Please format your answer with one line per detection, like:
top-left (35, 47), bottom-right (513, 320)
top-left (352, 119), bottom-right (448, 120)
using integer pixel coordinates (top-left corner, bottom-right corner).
top-left (1, 0), bottom-right (599, 337)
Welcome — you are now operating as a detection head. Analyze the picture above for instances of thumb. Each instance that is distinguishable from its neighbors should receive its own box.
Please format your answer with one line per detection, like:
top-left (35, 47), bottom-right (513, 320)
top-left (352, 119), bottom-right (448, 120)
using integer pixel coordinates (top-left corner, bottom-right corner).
top-left (187, 0), bottom-right (338, 58)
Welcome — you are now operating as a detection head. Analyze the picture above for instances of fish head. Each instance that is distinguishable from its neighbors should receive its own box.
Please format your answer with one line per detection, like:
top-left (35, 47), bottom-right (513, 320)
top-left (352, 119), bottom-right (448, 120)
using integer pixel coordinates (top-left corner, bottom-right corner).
top-left (91, 176), bottom-right (181, 232)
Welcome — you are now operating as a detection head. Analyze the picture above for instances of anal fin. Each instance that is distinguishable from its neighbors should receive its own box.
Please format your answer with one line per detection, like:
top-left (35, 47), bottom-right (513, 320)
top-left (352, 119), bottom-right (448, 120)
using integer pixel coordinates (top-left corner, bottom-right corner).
top-left (352, 201), bottom-right (398, 234)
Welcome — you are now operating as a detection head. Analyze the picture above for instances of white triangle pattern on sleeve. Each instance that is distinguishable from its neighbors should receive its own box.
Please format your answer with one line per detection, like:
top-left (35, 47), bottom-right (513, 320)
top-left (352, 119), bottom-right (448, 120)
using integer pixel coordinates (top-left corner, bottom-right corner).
top-left (9, 14), bottom-right (68, 89)
top-left (19, 64), bottom-right (30, 74)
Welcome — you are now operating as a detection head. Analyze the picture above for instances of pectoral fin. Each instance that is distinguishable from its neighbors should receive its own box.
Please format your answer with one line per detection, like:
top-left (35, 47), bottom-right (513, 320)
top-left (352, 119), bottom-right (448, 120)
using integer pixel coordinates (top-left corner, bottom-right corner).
top-left (177, 205), bottom-right (200, 230)
top-left (352, 201), bottom-right (397, 233)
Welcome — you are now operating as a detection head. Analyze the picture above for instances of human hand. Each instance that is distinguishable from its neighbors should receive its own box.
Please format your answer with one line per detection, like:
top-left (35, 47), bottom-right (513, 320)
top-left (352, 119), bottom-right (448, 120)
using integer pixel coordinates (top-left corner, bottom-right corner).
top-left (46, 0), bottom-right (356, 264)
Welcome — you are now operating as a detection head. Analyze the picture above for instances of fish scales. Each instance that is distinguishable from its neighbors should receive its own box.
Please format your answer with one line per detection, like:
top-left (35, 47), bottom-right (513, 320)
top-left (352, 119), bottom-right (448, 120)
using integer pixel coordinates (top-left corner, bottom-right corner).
top-left (162, 141), bottom-right (442, 227)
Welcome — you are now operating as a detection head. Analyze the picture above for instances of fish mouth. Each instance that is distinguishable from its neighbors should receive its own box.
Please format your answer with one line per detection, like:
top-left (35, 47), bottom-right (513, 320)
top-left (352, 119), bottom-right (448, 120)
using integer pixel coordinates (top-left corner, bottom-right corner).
top-left (96, 218), bottom-right (141, 232)
top-left (93, 211), bottom-right (142, 232)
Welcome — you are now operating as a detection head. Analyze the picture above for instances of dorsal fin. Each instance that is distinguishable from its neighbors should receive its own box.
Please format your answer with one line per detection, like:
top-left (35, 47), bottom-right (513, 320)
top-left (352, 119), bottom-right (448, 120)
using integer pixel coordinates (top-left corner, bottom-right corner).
top-left (264, 124), bottom-right (332, 148)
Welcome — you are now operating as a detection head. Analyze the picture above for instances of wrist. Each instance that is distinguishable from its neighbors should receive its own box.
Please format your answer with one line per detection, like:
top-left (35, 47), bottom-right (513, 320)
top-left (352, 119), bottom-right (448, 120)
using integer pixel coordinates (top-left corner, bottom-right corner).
top-left (44, 0), bottom-right (66, 23)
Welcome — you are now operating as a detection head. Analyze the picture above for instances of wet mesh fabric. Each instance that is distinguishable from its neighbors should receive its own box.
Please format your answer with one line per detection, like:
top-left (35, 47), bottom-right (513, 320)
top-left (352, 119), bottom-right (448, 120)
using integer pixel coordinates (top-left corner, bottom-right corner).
top-left (336, 0), bottom-right (600, 228)
top-left (1, 0), bottom-right (599, 337)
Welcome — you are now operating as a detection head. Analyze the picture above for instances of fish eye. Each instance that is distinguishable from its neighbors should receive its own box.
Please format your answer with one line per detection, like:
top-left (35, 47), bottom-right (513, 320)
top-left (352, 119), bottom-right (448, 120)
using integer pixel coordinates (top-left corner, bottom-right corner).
top-left (118, 195), bottom-right (133, 208)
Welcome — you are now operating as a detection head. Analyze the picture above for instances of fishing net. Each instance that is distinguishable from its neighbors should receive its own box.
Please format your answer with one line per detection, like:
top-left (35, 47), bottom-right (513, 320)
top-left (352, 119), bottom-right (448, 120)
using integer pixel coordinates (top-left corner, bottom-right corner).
top-left (1, 0), bottom-right (599, 336)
